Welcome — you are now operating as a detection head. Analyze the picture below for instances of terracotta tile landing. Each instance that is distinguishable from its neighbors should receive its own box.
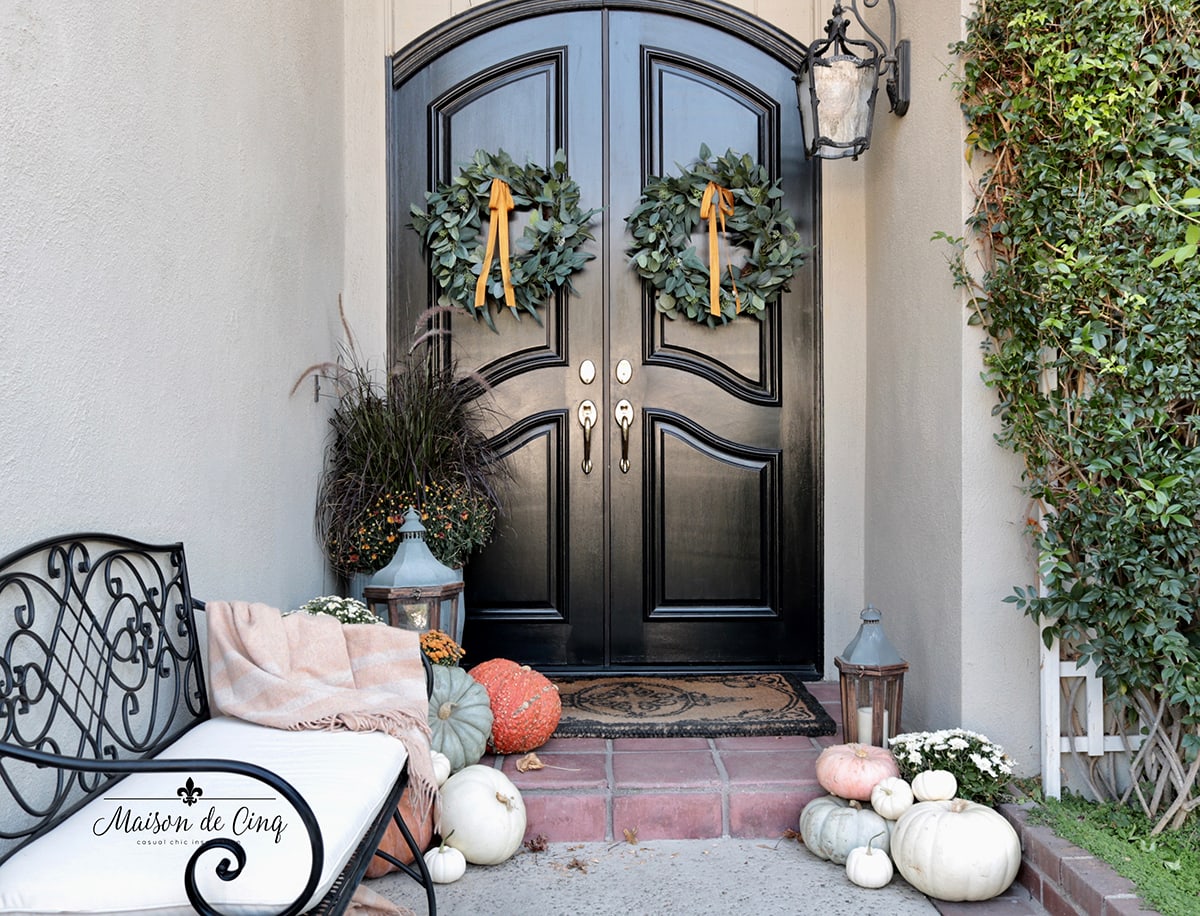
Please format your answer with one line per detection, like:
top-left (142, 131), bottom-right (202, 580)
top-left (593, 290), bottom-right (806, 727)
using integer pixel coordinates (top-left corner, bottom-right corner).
top-left (480, 680), bottom-right (844, 843)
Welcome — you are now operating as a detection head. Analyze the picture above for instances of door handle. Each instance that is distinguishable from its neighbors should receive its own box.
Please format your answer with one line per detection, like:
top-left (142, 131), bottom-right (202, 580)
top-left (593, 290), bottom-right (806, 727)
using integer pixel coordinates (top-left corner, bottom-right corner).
top-left (615, 399), bottom-right (634, 474)
top-left (578, 399), bottom-right (597, 474)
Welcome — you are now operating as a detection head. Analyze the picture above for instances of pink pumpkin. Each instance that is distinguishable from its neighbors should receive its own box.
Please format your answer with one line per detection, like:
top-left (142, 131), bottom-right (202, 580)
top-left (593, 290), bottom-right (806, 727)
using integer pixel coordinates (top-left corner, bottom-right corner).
top-left (815, 743), bottom-right (900, 801)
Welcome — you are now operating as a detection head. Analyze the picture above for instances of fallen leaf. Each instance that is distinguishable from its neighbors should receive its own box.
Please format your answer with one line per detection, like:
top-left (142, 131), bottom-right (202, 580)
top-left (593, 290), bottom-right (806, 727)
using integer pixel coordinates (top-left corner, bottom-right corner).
top-left (622, 826), bottom-right (639, 846)
top-left (523, 833), bottom-right (549, 853)
top-left (514, 752), bottom-right (581, 773)
top-left (567, 857), bottom-right (589, 873)
top-left (516, 752), bottom-right (545, 772)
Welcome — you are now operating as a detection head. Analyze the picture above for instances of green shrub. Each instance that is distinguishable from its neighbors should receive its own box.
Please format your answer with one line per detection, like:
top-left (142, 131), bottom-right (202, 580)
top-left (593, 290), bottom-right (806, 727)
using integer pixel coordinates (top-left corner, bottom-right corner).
top-left (954, 0), bottom-right (1200, 830)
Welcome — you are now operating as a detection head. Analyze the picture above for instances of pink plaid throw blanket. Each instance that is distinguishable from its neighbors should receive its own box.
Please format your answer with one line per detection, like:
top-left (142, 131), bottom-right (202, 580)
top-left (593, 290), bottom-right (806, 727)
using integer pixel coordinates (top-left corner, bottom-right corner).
top-left (205, 601), bottom-right (437, 830)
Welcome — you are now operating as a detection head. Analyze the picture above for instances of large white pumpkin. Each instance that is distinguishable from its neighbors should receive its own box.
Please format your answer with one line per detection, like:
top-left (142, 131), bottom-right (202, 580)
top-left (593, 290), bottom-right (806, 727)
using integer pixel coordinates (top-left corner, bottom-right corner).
top-left (439, 765), bottom-right (527, 865)
top-left (798, 795), bottom-right (893, 865)
top-left (891, 799), bottom-right (1021, 901)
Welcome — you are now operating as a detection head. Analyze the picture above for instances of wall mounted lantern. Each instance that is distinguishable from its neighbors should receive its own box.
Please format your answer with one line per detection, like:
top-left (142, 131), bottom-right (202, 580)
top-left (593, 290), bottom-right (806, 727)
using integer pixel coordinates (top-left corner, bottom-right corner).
top-left (835, 604), bottom-right (909, 746)
top-left (363, 507), bottom-right (464, 640)
top-left (796, 0), bottom-right (910, 160)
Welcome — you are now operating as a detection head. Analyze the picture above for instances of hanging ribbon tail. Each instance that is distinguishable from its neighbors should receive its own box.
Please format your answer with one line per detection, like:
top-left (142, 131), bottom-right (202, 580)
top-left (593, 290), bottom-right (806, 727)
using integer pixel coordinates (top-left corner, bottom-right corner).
top-left (700, 181), bottom-right (736, 318)
top-left (474, 178), bottom-right (518, 313)
top-left (728, 264), bottom-right (742, 314)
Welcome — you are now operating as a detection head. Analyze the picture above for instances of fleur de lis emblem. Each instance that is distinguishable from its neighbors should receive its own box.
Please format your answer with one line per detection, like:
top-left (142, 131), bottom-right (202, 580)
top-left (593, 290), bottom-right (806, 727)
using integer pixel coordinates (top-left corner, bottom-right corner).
top-left (177, 777), bottom-right (203, 806)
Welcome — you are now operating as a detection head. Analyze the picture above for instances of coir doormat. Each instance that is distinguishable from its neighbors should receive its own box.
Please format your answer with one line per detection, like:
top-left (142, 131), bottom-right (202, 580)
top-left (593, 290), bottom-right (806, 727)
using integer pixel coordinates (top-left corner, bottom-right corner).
top-left (550, 673), bottom-right (836, 739)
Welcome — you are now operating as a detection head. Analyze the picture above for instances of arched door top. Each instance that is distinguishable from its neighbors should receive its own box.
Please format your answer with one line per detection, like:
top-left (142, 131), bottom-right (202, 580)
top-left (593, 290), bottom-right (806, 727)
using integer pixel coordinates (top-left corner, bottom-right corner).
top-left (390, 0), bottom-right (808, 88)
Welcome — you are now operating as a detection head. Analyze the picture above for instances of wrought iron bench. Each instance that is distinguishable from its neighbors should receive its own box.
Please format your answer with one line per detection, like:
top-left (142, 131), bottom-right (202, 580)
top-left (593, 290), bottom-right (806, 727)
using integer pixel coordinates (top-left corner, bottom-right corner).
top-left (0, 533), bottom-right (437, 916)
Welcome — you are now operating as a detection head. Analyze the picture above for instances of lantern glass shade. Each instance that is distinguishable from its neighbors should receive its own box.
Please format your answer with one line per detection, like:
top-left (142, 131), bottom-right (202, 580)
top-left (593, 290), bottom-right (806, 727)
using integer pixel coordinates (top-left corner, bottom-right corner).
top-left (835, 605), bottom-right (908, 746)
top-left (362, 507), bottom-right (464, 638)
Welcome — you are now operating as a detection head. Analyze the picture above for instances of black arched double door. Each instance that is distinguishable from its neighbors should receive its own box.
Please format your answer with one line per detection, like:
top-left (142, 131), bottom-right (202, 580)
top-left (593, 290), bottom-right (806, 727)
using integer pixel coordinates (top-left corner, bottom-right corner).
top-left (388, 1), bottom-right (821, 673)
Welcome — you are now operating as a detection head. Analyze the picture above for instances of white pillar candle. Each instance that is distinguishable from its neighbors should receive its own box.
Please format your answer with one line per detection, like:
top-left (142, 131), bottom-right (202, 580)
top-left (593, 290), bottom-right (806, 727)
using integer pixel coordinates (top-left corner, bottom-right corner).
top-left (856, 706), bottom-right (889, 745)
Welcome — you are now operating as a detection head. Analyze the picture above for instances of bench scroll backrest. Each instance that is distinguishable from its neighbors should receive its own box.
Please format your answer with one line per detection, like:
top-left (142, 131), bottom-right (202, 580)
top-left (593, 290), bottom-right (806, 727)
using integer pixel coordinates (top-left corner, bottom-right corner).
top-left (0, 534), bottom-right (208, 862)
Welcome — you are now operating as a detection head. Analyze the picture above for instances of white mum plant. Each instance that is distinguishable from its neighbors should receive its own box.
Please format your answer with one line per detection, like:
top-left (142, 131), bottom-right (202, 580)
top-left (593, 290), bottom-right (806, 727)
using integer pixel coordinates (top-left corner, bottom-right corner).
top-left (291, 595), bottom-right (384, 626)
top-left (888, 728), bottom-right (1014, 806)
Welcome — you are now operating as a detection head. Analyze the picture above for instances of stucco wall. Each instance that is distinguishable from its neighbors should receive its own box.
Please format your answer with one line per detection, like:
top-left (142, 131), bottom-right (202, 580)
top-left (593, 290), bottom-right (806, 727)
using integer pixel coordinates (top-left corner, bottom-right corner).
top-left (0, 1), bottom-right (345, 608)
top-left (865, 0), bottom-right (1039, 771)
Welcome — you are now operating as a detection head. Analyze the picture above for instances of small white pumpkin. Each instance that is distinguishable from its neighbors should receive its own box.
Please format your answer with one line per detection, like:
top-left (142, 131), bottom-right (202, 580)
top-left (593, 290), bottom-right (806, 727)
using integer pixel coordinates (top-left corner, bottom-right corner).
top-left (845, 830), bottom-right (894, 889)
top-left (891, 799), bottom-right (1021, 901)
top-left (799, 795), bottom-right (893, 865)
top-left (430, 749), bottom-right (452, 787)
top-left (439, 764), bottom-right (527, 865)
top-left (870, 776), bottom-right (914, 820)
top-left (911, 769), bottom-right (958, 802)
top-left (423, 835), bottom-right (467, 884)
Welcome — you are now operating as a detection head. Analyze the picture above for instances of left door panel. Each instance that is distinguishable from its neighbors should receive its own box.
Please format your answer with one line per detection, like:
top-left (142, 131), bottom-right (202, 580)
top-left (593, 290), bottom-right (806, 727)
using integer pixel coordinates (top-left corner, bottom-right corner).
top-left (389, 13), bottom-right (607, 666)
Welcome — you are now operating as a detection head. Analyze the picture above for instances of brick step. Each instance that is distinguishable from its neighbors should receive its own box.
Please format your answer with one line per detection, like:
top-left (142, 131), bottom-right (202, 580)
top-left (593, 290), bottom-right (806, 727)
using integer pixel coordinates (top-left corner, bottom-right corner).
top-left (481, 680), bottom-right (844, 843)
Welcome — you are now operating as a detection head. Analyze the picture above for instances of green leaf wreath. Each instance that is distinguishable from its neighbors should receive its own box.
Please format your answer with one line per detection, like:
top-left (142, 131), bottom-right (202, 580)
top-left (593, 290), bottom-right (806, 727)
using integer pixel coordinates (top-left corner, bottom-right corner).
top-left (410, 148), bottom-right (601, 331)
top-left (625, 145), bottom-right (808, 326)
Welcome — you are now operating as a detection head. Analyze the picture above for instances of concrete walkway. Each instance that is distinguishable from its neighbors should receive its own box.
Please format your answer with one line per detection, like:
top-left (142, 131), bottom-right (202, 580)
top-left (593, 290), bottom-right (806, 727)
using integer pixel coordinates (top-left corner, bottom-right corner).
top-left (371, 836), bottom-right (939, 915)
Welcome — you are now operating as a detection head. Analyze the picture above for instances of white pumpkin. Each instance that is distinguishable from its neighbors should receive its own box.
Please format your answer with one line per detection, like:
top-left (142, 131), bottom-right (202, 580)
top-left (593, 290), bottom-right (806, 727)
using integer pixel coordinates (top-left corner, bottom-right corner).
top-left (870, 776), bottom-right (914, 820)
top-left (430, 749), bottom-right (453, 787)
top-left (439, 764), bottom-right (527, 865)
top-left (423, 838), bottom-right (467, 884)
top-left (845, 831), bottom-right (894, 889)
top-left (891, 799), bottom-right (1021, 901)
top-left (911, 769), bottom-right (958, 802)
top-left (799, 795), bottom-right (893, 865)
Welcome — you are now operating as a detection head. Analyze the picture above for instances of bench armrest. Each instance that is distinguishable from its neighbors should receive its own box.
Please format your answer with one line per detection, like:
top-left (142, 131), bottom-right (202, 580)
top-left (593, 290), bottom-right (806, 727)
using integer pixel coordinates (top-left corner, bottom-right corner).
top-left (0, 743), bottom-right (323, 916)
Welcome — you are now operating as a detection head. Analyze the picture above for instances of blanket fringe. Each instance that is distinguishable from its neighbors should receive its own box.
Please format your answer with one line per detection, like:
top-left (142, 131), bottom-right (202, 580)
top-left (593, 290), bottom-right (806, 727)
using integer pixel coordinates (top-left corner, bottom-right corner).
top-left (294, 711), bottom-right (438, 826)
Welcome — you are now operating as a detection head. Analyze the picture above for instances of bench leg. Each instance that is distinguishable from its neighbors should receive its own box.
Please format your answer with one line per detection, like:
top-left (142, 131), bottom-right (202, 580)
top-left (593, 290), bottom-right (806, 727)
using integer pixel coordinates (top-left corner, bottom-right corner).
top-left (370, 807), bottom-right (438, 916)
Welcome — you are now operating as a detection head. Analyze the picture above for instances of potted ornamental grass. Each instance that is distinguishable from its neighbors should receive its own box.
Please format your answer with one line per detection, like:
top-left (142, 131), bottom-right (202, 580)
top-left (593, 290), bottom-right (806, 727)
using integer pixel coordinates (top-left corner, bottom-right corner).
top-left (296, 304), bottom-right (505, 586)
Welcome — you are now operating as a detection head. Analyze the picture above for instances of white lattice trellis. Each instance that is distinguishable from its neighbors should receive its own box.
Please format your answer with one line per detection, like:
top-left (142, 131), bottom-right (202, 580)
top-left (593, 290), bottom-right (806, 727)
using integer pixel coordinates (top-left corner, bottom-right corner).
top-left (1040, 634), bottom-right (1144, 798)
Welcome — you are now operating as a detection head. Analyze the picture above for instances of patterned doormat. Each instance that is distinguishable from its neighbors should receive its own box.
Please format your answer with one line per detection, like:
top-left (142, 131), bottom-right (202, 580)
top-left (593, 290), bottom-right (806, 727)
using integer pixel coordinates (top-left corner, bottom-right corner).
top-left (550, 673), bottom-right (837, 739)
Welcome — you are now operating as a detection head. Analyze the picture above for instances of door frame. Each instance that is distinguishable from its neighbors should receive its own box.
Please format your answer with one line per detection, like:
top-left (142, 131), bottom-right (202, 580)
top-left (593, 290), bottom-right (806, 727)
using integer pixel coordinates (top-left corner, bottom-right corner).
top-left (386, 0), bottom-right (826, 676)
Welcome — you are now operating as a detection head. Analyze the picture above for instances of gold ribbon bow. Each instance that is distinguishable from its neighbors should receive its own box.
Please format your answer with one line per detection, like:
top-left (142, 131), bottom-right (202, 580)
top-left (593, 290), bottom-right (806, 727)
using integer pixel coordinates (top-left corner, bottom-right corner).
top-left (474, 178), bottom-right (517, 312)
top-left (699, 181), bottom-right (742, 317)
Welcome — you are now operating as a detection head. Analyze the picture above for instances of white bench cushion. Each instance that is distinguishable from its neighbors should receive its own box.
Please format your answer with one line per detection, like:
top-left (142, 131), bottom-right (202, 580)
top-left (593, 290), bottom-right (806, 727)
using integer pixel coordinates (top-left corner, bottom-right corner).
top-left (0, 716), bottom-right (408, 916)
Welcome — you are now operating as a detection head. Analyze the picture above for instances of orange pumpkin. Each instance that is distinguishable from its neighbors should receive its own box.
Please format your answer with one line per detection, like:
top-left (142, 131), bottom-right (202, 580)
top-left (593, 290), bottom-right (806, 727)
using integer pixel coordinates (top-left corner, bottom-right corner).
top-left (365, 791), bottom-right (435, 878)
top-left (469, 658), bottom-right (561, 754)
top-left (815, 743), bottom-right (900, 801)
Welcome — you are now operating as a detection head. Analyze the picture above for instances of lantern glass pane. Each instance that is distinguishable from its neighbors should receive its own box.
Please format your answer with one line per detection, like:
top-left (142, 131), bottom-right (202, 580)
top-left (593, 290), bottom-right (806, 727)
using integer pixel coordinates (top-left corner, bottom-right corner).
top-left (402, 601), bottom-right (430, 630)
top-left (435, 596), bottom-right (453, 634)
top-left (796, 66), bottom-right (816, 156)
top-left (812, 55), bottom-right (878, 149)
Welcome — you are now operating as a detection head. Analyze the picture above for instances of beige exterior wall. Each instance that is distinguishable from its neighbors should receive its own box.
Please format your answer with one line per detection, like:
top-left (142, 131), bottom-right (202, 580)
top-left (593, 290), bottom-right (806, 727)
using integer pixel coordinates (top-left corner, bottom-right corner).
top-left (0, 1), bottom-right (345, 607)
top-left (864, 0), bottom-right (1039, 770)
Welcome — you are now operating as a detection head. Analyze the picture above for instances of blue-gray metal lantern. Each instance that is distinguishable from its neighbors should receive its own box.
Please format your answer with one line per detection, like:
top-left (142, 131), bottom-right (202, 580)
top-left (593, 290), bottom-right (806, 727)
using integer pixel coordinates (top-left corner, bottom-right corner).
top-left (363, 507), bottom-right (464, 638)
top-left (835, 604), bottom-right (909, 746)
top-left (795, 0), bottom-right (910, 161)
